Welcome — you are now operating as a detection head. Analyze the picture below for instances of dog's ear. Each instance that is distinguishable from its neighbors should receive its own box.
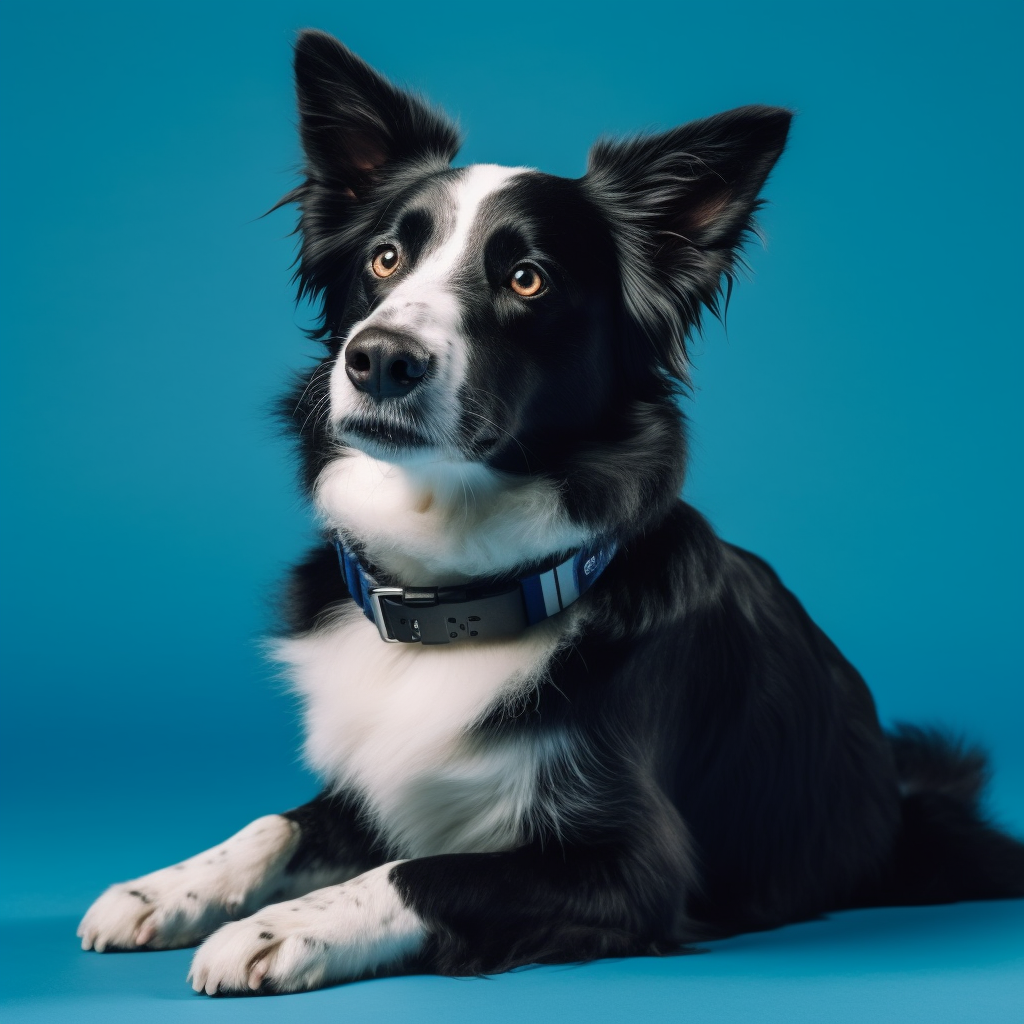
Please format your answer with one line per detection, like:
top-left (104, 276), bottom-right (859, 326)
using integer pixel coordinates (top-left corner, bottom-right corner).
top-left (585, 106), bottom-right (791, 379)
top-left (294, 30), bottom-right (461, 195)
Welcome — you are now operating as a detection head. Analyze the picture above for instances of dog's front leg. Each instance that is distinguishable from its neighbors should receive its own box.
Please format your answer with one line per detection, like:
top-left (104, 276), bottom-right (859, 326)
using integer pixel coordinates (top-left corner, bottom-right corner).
top-left (78, 791), bottom-right (378, 952)
top-left (188, 860), bottom-right (422, 994)
top-left (188, 843), bottom-right (692, 994)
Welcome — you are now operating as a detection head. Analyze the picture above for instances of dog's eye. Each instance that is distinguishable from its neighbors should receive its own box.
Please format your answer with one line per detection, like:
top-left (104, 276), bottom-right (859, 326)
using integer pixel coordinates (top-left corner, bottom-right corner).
top-left (371, 246), bottom-right (400, 279)
top-left (509, 264), bottom-right (545, 297)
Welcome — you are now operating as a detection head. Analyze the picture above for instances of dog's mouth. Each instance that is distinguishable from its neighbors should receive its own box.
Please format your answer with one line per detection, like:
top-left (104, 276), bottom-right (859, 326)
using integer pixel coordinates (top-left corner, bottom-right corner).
top-left (337, 415), bottom-right (435, 455)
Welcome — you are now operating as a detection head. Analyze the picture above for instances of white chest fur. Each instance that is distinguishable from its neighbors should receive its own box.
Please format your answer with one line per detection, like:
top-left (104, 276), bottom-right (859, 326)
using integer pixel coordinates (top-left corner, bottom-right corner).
top-left (275, 606), bottom-right (577, 859)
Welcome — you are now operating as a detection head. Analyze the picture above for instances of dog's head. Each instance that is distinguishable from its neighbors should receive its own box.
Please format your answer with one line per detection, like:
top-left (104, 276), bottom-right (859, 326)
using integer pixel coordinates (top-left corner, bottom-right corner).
top-left (285, 30), bottom-right (789, 548)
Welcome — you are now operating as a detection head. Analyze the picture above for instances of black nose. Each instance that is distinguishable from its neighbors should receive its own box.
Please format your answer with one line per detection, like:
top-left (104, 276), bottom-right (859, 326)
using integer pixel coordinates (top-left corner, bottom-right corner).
top-left (344, 331), bottom-right (430, 401)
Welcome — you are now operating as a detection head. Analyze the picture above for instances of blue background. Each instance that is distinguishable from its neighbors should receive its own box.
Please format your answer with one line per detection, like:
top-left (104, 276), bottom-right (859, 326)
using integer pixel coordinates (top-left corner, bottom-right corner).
top-left (1, 1), bottom-right (1021, 1021)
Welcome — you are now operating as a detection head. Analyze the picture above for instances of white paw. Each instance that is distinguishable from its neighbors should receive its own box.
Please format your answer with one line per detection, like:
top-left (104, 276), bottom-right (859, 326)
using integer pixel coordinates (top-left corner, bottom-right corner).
top-left (188, 862), bottom-right (425, 995)
top-left (77, 815), bottom-right (300, 952)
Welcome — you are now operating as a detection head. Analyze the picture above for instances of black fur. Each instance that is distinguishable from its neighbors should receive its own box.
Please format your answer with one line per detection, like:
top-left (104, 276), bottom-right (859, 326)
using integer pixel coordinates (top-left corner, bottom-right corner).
top-left (273, 30), bottom-right (1024, 978)
top-left (280, 791), bottom-right (380, 879)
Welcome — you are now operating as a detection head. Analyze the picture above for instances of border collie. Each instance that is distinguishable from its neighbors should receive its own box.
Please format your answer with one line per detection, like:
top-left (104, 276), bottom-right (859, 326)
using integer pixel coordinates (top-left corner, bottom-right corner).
top-left (78, 30), bottom-right (1024, 995)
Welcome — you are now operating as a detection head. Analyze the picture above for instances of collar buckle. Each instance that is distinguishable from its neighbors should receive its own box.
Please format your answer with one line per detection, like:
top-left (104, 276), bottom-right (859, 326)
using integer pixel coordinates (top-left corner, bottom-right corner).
top-left (368, 587), bottom-right (404, 643)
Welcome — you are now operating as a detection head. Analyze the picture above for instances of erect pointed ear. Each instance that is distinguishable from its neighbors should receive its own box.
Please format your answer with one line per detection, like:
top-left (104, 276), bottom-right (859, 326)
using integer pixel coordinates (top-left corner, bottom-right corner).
top-left (293, 29), bottom-right (461, 195)
top-left (585, 105), bottom-right (791, 378)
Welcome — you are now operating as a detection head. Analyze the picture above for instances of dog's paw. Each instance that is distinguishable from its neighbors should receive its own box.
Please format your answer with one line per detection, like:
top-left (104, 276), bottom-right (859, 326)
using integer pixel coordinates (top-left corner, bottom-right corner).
top-left (77, 880), bottom-right (204, 952)
top-left (77, 815), bottom-right (300, 952)
top-left (189, 862), bottom-right (424, 995)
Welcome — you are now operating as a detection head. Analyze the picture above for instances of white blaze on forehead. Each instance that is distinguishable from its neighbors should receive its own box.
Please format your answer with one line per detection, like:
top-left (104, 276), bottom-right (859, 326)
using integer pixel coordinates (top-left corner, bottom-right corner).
top-left (425, 163), bottom-right (528, 279)
top-left (367, 162), bottom-right (528, 317)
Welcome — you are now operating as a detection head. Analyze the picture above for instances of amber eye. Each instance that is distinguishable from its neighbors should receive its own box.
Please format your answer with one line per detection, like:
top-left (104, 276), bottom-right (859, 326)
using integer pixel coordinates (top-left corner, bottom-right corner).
top-left (509, 264), bottom-right (545, 297)
top-left (371, 246), bottom-right (400, 278)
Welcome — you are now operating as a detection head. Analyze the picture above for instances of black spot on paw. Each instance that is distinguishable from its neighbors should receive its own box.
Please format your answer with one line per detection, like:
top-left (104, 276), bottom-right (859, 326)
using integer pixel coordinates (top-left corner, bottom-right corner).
top-left (128, 891), bottom-right (151, 904)
top-left (259, 932), bottom-right (274, 940)
top-left (186, 892), bottom-right (198, 900)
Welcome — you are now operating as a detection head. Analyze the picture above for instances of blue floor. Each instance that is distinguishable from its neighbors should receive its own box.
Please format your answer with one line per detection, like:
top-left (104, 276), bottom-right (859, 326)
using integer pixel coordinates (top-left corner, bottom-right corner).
top-left (3, 763), bottom-right (1020, 1023)
top-left (2, 900), bottom-right (1021, 1024)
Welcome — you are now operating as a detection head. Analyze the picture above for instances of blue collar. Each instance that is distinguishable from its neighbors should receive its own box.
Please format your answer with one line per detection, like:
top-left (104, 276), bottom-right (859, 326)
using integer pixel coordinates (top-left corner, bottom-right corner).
top-left (335, 537), bottom-right (617, 644)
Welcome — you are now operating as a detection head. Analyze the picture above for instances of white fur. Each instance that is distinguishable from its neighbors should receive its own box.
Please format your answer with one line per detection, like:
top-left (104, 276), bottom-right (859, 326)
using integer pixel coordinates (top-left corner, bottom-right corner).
top-left (77, 815), bottom-right (352, 952)
top-left (276, 604), bottom-right (583, 858)
top-left (189, 862), bottom-right (424, 994)
top-left (330, 164), bottom-right (526, 453)
top-left (316, 449), bottom-right (589, 584)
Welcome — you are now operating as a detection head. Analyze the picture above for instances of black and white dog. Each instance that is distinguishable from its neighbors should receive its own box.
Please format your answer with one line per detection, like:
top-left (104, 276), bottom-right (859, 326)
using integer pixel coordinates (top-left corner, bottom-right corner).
top-left (78, 30), bottom-right (1024, 995)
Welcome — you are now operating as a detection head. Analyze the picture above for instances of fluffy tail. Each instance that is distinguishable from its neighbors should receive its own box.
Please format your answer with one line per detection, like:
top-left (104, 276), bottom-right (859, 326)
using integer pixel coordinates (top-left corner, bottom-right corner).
top-left (882, 724), bottom-right (1024, 905)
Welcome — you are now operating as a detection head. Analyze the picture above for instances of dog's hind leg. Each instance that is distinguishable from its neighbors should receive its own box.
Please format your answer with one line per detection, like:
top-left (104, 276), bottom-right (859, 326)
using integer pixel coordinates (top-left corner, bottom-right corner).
top-left (78, 790), bottom-right (380, 952)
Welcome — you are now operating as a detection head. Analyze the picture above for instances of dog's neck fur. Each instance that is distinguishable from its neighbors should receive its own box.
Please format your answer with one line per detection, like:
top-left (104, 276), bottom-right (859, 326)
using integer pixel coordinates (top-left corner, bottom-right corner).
top-left (314, 449), bottom-right (591, 586)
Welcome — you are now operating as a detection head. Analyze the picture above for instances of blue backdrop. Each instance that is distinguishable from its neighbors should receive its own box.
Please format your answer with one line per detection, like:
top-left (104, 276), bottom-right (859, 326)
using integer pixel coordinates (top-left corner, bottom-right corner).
top-left (1, 2), bottom-right (1021, 1021)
